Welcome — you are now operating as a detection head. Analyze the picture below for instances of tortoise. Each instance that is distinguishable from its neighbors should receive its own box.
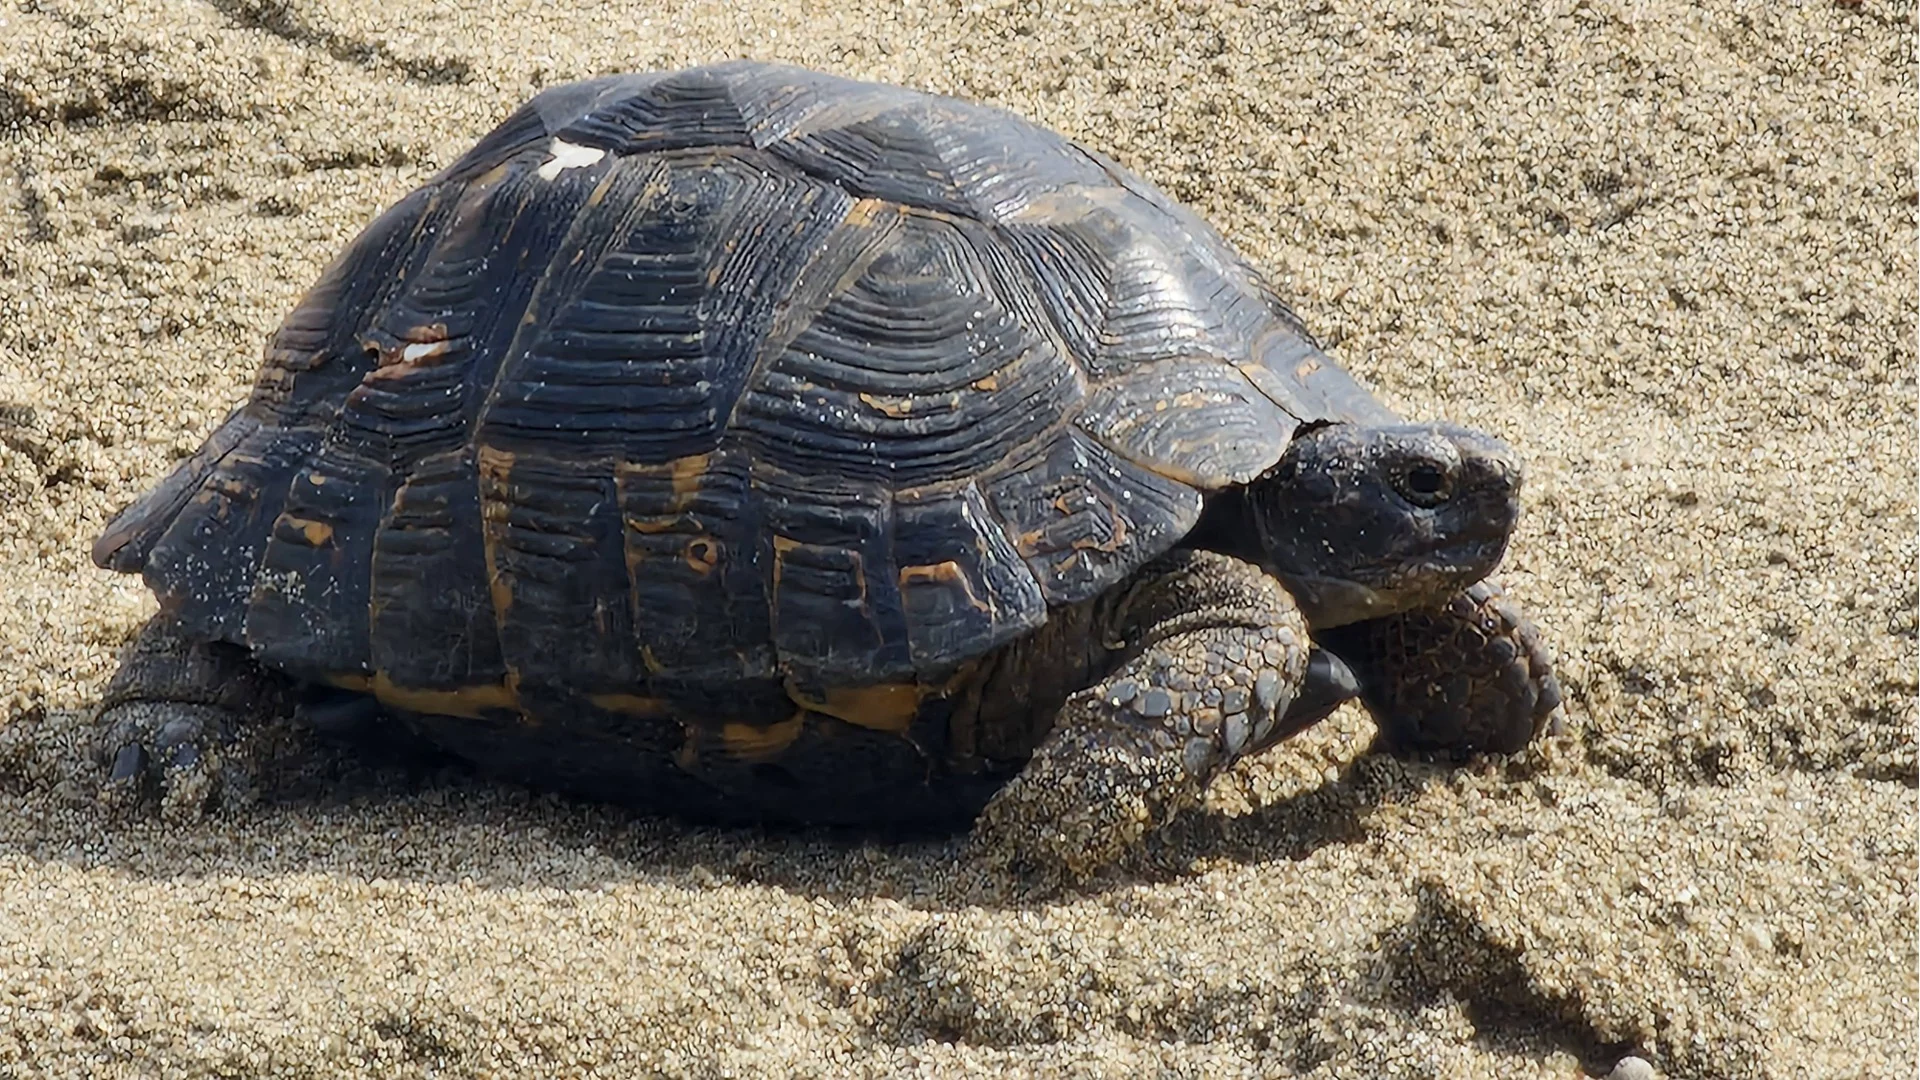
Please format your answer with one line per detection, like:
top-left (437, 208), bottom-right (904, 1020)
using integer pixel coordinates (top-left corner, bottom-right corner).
top-left (90, 61), bottom-right (1560, 877)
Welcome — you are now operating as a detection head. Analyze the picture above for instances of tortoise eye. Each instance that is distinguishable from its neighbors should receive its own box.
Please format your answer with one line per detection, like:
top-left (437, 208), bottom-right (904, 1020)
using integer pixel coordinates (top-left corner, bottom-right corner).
top-left (1400, 463), bottom-right (1451, 507)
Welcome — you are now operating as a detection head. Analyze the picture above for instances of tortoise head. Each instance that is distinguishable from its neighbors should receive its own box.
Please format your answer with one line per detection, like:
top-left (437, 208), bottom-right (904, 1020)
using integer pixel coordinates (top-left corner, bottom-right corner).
top-left (1247, 422), bottom-right (1523, 628)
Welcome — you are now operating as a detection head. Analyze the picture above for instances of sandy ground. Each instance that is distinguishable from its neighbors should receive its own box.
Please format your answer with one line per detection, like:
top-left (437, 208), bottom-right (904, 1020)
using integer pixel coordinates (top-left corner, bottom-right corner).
top-left (0, 0), bottom-right (1913, 1076)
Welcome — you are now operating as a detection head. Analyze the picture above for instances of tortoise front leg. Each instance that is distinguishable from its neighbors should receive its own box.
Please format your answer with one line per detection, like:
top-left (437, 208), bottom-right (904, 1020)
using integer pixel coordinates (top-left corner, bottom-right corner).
top-left (967, 549), bottom-right (1315, 882)
top-left (1316, 578), bottom-right (1563, 756)
top-left (95, 614), bottom-right (294, 819)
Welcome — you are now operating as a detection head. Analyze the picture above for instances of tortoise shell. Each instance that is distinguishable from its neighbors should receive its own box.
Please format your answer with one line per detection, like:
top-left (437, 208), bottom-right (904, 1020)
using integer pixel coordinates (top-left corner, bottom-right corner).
top-left (94, 60), bottom-right (1395, 727)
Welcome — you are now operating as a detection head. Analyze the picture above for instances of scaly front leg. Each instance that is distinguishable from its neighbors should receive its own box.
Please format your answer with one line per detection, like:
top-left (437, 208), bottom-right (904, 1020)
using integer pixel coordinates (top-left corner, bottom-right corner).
top-left (1315, 578), bottom-right (1563, 757)
top-left (967, 549), bottom-right (1314, 882)
top-left (95, 614), bottom-right (294, 820)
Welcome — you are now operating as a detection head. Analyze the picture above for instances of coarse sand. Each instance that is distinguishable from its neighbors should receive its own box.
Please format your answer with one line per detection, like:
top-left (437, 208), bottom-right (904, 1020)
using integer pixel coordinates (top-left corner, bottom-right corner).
top-left (0, 1), bottom-right (1913, 1076)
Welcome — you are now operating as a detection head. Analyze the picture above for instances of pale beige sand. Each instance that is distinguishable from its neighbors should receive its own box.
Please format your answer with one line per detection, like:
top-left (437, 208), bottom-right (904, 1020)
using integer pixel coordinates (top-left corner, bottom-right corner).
top-left (0, 1), bottom-right (1913, 1076)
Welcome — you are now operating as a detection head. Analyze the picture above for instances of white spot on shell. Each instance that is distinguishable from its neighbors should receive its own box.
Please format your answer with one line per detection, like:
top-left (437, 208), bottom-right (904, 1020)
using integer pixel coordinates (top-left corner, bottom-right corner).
top-left (537, 139), bottom-right (606, 181)
top-left (402, 340), bottom-right (450, 363)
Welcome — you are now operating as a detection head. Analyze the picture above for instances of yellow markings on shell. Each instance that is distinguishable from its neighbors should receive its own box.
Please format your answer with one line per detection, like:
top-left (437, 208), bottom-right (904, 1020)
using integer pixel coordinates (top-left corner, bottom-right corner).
top-left (536, 138), bottom-right (607, 181)
top-left (617, 457), bottom-right (718, 575)
top-left (786, 680), bottom-right (923, 733)
top-left (477, 446), bottom-right (516, 515)
top-left (471, 160), bottom-right (515, 189)
top-left (842, 197), bottom-right (890, 229)
top-left (582, 164), bottom-right (618, 208)
top-left (971, 374), bottom-right (1000, 392)
top-left (719, 714), bottom-right (806, 763)
top-left (1072, 506), bottom-right (1129, 554)
top-left (769, 534), bottom-right (799, 593)
top-left (684, 537), bottom-right (719, 575)
top-left (326, 673), bottom-right (521, 720)
top-left (858, 392), bottom-right (915, 418)
top-left (670, 454), bottom-right (709, 498)
top-left (899, 560), bottom-right (989, 613)
top-left (207, 470), bottom-right (254, 499)
top-left (280, 515), bottom-right (333, 547)
top-left (588, 692), bottom-right (673, 717)
top-left (476, 445), bottom-right (517, 614)
top-left (615, 455), bottom-right (712, 530)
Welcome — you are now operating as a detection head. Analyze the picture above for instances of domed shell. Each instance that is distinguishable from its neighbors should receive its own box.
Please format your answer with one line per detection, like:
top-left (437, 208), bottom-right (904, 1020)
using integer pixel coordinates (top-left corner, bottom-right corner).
top-left (94, 61), bottom-right (1396, 705)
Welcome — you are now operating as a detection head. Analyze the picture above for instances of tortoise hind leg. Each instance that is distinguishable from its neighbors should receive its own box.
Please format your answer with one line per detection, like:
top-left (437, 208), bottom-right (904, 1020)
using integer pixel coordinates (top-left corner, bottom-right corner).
top-left (1316, 579), bottom-right (1563, 757)
top-left (95, 614), bottom-right (294, 819)
top-left (966, 549), bottom-right (1315, 883)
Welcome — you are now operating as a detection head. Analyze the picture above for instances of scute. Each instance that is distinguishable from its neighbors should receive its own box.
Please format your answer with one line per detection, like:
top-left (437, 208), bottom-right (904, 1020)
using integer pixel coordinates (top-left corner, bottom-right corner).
top-left (477, 448), bottom-right (639, 695)
top-left (892, 483), bottom-right (1048, 670)
top-left (1076, 358), bottom-right (1296, 488)
top-left (755, 468), bottom-right (913, 683)
top-left (984, 431), bottom-right (1205, 606)
top-left (615, 447), bottom-right (774, 686)
top-left (478, 152), bottom-right (859, 458)
top-left (555, 67), bottom-right (755, 152)
top-left (733, 208), bottom-right (1083, 489)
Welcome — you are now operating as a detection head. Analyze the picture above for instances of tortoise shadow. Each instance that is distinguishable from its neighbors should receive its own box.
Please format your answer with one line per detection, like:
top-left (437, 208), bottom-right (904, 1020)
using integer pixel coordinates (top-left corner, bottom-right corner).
top-left (6, 707), bottom-right (1406, 912)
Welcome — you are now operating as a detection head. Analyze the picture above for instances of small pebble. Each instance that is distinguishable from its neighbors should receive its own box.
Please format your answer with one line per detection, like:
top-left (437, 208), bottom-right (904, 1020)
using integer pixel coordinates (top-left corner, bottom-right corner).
top-left (1254, 670), bottom-right (1282, 713)
top-left (1135, 688), bottom-right (1173, 718)
top-left (1607, 1056), bottom-right (1657, 1080)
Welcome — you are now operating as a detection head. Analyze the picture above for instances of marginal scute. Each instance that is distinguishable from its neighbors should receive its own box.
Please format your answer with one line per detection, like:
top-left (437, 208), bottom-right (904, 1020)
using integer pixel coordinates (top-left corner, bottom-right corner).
top-left (477, 447), bottom-right (638, 695)
top-left (369, 447), bottom-right (506, 690)
top-left (757, 469), bottom-right (913, 682)
top-left (892, 482), bottom-right (1048, 670)
top-left (1077, 357), bottom-right (1296, 488)
top-left (91, 407), bottom-right (255, 574)
top-left (616, 447), bottom-right (774, 684)
top-left (984, 430), bottom-right (1204, 605)
top-left (140, 422), bottom-right (318, 645)
top-left (245, 441), bottom-right (388, 678)
top-left (1241, 328), bottom-right (1402, 426)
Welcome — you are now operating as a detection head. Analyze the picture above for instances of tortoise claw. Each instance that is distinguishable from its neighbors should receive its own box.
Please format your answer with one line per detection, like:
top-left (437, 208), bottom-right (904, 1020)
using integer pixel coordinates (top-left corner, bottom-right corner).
top-left (108, 742), bottom-right (149, 784)
top-left (95, 701), bottom-right (240, 818)
top-left (1272, 648), bottom-right (1364, 742)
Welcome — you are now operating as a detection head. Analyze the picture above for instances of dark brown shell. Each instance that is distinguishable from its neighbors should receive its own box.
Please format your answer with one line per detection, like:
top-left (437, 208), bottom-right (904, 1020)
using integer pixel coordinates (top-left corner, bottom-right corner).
top-left (94, 61), bottom-right (1396, 711)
